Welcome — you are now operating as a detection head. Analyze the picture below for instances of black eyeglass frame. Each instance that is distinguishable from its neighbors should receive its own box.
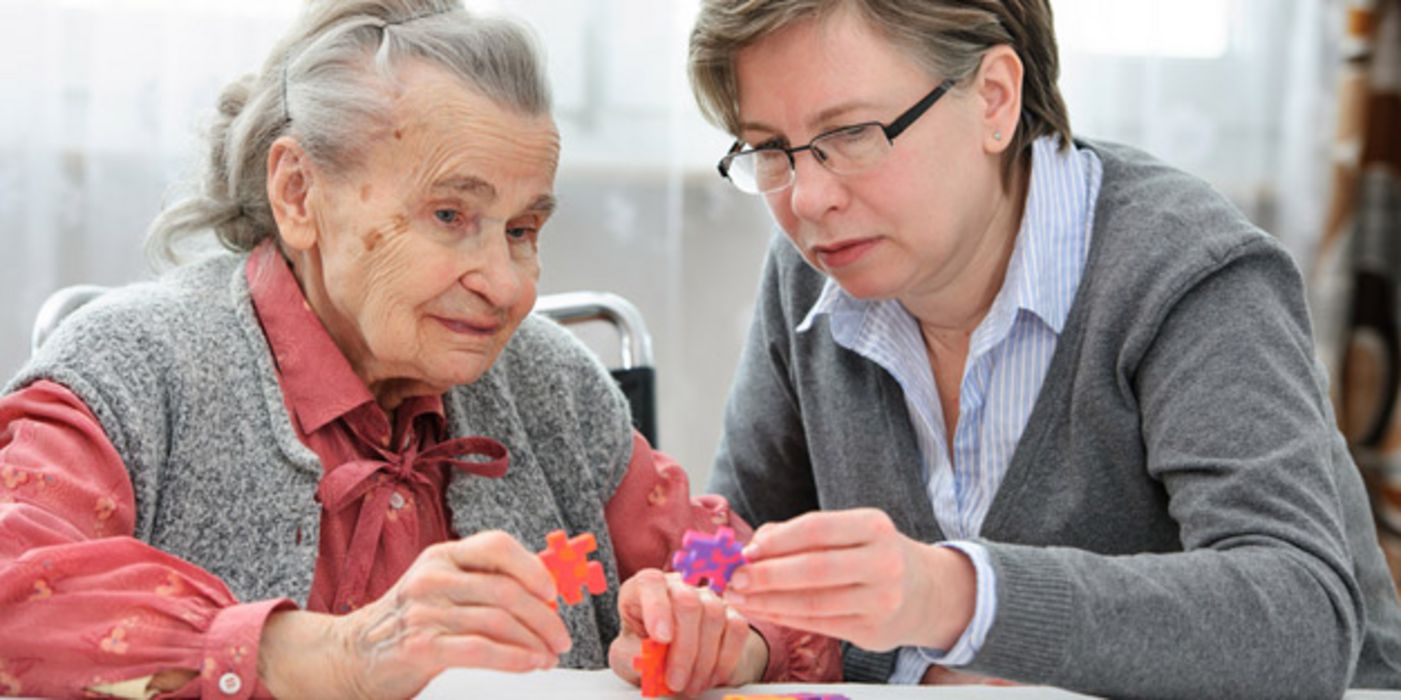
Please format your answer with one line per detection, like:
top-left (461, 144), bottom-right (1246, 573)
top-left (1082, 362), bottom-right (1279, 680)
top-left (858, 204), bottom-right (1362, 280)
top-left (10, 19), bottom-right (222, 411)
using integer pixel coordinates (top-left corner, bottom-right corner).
top-left (717, 79), bottom-right (958, 183)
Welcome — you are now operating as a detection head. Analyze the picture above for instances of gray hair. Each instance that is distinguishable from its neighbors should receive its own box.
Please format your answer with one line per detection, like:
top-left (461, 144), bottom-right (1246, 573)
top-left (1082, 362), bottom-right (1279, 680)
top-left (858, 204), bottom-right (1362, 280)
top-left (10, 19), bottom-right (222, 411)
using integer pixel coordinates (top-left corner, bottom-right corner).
top-left (147, 0), bottom-right (551, 264)
top-left (688, 0), bottom-right (1071, 189)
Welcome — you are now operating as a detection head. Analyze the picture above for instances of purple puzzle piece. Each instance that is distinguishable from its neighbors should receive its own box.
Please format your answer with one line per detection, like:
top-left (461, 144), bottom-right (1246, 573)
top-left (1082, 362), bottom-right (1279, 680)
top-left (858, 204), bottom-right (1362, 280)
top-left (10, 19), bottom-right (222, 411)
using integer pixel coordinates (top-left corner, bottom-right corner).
top-left (670, 526), bottom-right (747, 594)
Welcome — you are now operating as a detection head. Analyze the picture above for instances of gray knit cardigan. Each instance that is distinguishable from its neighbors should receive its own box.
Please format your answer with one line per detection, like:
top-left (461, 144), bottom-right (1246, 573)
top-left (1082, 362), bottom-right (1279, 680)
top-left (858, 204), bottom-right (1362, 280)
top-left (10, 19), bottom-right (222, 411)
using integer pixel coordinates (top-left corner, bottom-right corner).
top-left (711, 140), bottom-right (1401, 697)
top-left (9, 254), bottom-right (635, 669)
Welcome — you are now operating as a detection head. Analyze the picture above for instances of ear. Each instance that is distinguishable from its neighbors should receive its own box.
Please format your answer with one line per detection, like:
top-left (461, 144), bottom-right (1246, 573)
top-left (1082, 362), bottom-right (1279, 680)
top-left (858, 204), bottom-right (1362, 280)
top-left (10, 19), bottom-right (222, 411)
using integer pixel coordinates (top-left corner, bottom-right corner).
top-left (972, 45), bottom-right (1024, 155)
top-left (267, 136), bottom-right (318, 252)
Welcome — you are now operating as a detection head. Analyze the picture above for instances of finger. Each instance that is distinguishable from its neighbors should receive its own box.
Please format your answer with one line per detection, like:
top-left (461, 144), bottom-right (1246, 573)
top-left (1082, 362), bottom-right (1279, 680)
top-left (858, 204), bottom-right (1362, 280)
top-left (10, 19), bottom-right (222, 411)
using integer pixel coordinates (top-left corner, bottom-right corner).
top-left (711, 610), bottom-right (751, 687)
top-left (744, 509), bottom-right (893, 561)
top-left (617, 571), bottom-right (651, 634)
top-left (433, 605), bottom-right (556, 655)
top-left (608, 633), bottom-right (643, 684)
top-left (666, 584), bottom-right (703, 692)
top-left (635, 571), bottom-right (675, 642)
top-left (443, 531), bottom-right (559, 603)
top-left (443, 572), bottom-right (573, 654)
top-left (730, 546), bottom-right (880, 594)
top-left (727, 581), bottom-right (873, 620)
top-left (686, 590), bottom-right (726, 696)
top-left (434, 634), bottom-right (557, 674)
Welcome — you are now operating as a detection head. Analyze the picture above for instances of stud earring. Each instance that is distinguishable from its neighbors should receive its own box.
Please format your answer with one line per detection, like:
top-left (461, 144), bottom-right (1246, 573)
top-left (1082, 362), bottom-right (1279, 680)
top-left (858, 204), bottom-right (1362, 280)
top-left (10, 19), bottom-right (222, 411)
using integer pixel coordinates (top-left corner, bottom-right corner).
top-left (993, 131), bottom-right (1003, 141)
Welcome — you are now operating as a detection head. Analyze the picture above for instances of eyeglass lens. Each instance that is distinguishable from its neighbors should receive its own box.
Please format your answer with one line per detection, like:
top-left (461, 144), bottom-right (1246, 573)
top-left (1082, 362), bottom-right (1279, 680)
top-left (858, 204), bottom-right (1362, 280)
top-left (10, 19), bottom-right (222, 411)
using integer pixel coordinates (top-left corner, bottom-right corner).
top-left (728, 123), bottom-right (891, 194)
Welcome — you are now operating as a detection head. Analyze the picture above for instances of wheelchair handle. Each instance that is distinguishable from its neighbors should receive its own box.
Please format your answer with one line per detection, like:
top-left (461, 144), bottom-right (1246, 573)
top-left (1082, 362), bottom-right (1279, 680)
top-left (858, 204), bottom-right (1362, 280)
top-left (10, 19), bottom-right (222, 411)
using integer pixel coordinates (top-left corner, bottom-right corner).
top-left (533, 291), bottom-right (655, 370)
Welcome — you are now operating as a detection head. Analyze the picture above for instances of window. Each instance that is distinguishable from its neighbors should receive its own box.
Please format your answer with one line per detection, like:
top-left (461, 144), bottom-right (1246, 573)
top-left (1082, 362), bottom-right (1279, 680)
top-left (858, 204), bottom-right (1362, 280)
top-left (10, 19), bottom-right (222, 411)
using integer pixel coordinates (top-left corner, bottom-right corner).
top-left (1055, 0), bottom-right (1232, 59)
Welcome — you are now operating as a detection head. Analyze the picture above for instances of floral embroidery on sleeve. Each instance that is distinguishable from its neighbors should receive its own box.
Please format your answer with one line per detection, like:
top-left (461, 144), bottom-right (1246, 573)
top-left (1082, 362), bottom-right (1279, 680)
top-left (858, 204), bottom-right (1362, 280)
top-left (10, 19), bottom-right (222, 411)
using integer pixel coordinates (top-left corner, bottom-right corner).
top-left (29, 578), bottom-right (53, 601)
top-left (99, 625), bottom-right (131, 656)
top-left (2, 465), bottom-right (29, 490)
top-left (0, 661), bottom-right (22, 696)
top-left (155, 572), bottom-right (185, 597)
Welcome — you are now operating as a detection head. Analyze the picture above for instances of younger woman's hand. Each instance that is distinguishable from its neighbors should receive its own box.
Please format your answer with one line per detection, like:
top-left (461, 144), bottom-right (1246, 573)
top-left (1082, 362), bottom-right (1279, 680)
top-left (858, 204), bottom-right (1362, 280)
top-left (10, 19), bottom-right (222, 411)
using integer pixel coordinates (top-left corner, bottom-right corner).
top-left (722, 508), bottom-right (976, 654)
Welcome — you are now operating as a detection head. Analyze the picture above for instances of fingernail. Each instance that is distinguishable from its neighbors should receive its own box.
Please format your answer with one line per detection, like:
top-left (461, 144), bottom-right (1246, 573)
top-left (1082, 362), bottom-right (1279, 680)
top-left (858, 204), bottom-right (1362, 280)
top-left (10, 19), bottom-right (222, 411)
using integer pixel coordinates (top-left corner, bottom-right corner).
top-left (725, 590), bottom-right (746, 605)
top-left (729, 571), bottom-right (749, 590)
top-left (741, 544), bottom-right (759, 559)
top-left (656, 621), bottom-right (671, 642)
top-left (669, 672), bottom-right (686, 691)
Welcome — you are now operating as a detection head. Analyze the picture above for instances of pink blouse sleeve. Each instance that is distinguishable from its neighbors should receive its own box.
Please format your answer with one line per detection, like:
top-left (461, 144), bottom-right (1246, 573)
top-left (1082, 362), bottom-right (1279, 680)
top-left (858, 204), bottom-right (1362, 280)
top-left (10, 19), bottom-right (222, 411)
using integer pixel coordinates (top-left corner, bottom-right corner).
top-left (604, 430), bottom-right (841, 683)
top-left (0, 380), bottom-right (293, 699)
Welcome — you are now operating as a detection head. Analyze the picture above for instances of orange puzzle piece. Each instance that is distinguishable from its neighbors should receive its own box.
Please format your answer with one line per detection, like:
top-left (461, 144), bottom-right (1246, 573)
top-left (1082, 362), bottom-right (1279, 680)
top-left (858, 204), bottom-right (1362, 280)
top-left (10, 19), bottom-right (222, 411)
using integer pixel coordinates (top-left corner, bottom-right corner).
top-left (633, 638), bottom-right (672, 697)
top-left (538, 529), bottom-right (607, 605)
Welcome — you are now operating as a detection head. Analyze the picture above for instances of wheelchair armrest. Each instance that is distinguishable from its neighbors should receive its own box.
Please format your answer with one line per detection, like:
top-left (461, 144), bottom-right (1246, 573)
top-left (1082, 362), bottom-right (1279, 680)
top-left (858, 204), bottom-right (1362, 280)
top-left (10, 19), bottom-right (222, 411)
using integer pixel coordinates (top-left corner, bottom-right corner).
top-left (534, 291), bottom-right (658, 445)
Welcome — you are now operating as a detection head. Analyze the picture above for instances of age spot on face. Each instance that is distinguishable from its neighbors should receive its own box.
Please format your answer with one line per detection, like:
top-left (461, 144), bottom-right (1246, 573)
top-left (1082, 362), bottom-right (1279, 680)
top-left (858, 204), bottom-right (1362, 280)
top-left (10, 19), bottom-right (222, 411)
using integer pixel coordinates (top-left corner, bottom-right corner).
top-left (389, 213), bottom-right (410, 234)
top-left (361, 213), bottom-right (413, 252)
top-left (362, 227), bottom-right (384, 252)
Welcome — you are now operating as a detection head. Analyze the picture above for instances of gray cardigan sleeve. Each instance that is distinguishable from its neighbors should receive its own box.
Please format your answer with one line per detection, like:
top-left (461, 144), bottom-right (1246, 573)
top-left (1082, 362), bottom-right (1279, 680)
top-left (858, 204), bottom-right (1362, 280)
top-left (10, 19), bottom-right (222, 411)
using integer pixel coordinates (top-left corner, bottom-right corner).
top-left (966, 239), bottom-right (1364, 698)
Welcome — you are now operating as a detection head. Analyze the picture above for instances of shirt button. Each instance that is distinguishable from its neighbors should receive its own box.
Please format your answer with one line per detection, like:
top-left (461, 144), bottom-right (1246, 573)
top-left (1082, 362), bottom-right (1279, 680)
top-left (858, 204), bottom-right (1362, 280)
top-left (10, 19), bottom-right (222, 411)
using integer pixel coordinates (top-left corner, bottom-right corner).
top-left (388, 492), bottom-right (406, 510)
top-left (218, 672), bottom-right (243, 695)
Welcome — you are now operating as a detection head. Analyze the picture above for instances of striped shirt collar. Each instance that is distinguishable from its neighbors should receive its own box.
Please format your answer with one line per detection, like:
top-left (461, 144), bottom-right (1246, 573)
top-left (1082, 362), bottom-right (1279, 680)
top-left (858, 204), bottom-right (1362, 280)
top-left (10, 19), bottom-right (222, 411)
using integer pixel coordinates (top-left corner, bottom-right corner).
top-left (796, 137), bottom-right (1092, 341)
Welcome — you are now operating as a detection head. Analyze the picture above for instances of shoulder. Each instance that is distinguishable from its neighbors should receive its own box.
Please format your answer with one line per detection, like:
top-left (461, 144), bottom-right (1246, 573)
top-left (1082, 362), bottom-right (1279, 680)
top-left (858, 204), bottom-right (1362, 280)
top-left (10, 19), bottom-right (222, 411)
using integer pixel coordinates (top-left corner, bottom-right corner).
top-left (489, 313), bottom-right (632, 435)
top-left (1083, 139), bottom-right (1274, 265)
top-left (7, 254), bottom-right (249, 461)
top-left (1071, 140), bottom-right (1307, 371)
top-left (1078, 139), bottom-right (1293, 312)
top-left (501, 314), bottom-right (622, 393)
top-left (467, 313), bottom-right (635, 492)
top-left (15, 255), bottom-right (245, 382)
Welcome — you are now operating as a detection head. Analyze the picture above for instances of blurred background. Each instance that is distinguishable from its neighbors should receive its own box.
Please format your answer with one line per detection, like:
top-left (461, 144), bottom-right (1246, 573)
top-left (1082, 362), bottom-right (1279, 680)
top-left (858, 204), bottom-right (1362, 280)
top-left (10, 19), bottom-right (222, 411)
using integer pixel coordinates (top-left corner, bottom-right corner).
top-left (1, 0), bottom-right (1398, 573)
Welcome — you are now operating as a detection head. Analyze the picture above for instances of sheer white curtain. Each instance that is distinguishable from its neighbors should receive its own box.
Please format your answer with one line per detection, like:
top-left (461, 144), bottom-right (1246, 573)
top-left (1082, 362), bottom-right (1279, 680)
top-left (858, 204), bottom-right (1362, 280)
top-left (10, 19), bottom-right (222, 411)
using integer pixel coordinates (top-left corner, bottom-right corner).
top-left (0, 0), bottom-right (1339, 480)
top-left (0, 0), bottom-right (304, 377)
top-left (1056, 0), bottom-right (1339, 261)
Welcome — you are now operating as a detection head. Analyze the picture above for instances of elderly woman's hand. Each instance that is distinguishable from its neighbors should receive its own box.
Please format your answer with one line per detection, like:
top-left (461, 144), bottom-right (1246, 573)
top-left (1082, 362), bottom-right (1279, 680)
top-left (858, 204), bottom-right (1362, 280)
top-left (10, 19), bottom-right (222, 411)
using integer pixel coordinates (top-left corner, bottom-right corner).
top-left (259, 530), bottom-right (570, 699)
top-left (721, 508), bottom-right (976, 654)
top-left (608, 568), bottom-right (766, 696)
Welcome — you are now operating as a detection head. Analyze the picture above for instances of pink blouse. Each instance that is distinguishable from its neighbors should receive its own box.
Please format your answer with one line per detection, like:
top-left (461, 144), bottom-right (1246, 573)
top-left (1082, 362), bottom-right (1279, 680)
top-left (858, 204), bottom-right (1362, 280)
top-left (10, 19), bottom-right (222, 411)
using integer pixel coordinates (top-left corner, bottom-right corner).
top-left (0, 243), bottom-right (838, 698)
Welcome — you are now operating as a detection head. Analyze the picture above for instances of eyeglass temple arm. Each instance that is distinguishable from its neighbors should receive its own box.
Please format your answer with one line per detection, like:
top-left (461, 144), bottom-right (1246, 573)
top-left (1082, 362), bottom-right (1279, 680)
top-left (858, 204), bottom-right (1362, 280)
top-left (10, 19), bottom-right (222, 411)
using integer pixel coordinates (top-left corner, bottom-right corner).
top-left (718, 140), bottom-right (744, 178)
top-left (883, 79), bottom-right (957, 141)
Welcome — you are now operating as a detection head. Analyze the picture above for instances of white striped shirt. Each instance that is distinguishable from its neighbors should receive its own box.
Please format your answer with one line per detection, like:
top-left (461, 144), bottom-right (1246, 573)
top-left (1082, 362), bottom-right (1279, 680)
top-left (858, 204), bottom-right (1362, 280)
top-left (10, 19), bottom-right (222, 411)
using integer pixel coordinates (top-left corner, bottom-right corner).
top-left (795, 136), bottom-right (1103, 680)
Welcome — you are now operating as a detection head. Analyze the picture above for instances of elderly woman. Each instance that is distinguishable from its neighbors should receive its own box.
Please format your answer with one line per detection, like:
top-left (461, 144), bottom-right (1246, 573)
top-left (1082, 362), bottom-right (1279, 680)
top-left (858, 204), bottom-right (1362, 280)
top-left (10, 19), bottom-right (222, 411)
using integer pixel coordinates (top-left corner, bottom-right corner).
top-left (0, 1), bottom-right (837, 697)
top-left (687, 0), bottom-right (1401, 697)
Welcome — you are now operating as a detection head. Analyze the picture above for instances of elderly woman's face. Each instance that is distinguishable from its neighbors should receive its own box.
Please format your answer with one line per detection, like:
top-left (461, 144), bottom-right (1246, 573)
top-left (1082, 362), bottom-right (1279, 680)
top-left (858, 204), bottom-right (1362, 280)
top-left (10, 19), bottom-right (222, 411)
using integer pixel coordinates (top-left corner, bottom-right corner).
top-left (291, 62), bottom-right (559, 399)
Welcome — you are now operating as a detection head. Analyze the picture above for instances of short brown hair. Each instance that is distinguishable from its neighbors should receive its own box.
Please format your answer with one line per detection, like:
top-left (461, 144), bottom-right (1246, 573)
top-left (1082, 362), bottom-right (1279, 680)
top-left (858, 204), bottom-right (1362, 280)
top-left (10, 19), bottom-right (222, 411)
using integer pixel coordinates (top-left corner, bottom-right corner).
top-left (688, 0), bottom-right (1072, 187)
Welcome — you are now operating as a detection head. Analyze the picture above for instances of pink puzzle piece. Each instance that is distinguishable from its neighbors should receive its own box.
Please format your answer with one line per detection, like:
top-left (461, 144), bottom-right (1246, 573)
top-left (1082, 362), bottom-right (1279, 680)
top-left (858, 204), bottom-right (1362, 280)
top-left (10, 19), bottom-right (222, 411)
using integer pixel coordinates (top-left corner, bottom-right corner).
top-left (670, 526), bottom-right (747, 594)
top-left (538, 529), bottom-right (607, 605)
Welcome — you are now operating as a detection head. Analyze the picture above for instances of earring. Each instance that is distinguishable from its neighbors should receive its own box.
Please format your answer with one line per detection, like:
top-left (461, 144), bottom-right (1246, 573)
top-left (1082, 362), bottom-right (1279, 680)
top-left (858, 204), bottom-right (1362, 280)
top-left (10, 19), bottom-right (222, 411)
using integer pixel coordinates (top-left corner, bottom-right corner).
top-left (993, 131), bottom-right (1003, 141)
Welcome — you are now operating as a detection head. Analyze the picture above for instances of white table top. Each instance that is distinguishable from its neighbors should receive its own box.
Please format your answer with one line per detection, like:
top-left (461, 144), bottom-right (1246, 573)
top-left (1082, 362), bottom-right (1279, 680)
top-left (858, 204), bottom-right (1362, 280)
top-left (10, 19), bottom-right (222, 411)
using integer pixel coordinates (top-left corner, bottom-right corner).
top-left (415, 668), bottom-right (1089, 699)
top-left (417, 669), bottom-right (1401, 699)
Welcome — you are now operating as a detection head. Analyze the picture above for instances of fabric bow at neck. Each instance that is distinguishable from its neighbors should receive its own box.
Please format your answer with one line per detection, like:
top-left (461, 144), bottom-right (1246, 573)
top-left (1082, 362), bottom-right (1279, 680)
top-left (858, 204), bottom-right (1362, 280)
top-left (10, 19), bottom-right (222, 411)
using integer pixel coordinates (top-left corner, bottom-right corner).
top-left (316, 434), bottom-right (509, 612)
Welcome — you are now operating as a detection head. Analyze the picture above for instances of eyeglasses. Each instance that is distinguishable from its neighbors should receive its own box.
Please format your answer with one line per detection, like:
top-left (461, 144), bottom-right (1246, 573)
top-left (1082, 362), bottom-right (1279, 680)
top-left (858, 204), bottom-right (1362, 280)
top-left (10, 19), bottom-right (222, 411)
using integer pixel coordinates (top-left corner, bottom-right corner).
top-left (717, 79), bottom-right (956, 195)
